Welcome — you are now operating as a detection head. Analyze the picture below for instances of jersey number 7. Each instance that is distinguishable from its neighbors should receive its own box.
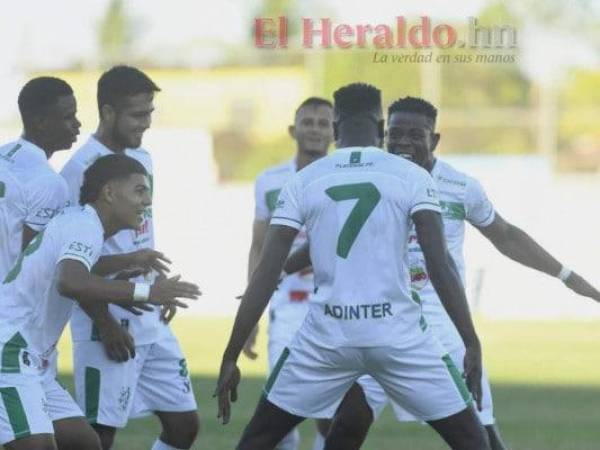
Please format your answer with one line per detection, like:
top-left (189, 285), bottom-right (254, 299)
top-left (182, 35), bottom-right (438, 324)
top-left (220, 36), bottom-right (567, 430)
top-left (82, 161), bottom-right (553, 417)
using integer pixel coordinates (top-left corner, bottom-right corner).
top-left (326, 182), bottom-right (381, 259)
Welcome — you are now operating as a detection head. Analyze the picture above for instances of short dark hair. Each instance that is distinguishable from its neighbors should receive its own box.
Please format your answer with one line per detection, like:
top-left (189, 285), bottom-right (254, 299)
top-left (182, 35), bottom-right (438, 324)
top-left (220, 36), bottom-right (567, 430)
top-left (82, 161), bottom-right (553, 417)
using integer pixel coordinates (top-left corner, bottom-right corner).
top-left (333, 83), bottom-right (381, 118)
top-left (388, 96), bottom-right (438, 123)
top-left (80, 154), bottom-right (148, 205)
top-left (97, 65), bottom-right (160, 115)
top-left (295, 97), bottom-right (333, 117)
top-left (18, 77), bottom-right (73, 126)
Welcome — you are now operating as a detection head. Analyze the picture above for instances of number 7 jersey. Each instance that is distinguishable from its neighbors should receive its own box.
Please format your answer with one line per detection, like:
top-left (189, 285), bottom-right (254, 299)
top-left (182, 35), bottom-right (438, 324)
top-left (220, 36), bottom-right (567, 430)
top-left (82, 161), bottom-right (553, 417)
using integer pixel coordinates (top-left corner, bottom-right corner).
top-left (271, 147), bottom-right (441, 348)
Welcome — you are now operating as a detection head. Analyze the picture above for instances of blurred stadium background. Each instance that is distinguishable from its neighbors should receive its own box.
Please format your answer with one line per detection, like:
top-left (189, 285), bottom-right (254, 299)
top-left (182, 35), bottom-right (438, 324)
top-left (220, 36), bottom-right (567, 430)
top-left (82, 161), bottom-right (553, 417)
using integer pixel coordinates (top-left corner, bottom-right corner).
top-left (1, 0), bottom-right (600, 448)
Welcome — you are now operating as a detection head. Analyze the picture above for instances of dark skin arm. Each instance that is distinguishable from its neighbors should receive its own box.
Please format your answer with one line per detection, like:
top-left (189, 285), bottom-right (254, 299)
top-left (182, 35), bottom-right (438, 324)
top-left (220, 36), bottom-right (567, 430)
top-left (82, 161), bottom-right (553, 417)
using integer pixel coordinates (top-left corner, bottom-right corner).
top-left (215, 225), bottom-right (298, 424)
top-left (241, 219), bottom-right (269, 360)
top-left (57, 260), bottom-right (200, 308)
top-left (413, 209), bottom-right (483, 410)
top-left (477, 213), bottom-right (600, 302)
top-left (283, 242), bottom-right (311, 275)
top-left (92, 249), bottom-right (171, 277)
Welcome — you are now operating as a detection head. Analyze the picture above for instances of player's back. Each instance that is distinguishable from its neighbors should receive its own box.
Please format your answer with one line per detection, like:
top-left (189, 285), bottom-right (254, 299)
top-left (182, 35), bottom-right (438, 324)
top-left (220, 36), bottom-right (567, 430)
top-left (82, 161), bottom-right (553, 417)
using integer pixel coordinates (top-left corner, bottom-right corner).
top-left (272, 146), bottom-right (440, 347)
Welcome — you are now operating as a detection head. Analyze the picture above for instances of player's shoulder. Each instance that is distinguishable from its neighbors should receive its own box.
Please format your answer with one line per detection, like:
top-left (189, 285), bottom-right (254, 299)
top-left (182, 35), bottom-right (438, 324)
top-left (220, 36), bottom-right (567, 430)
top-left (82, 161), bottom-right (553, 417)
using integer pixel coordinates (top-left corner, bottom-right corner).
top-left (65, 137), bottom-right (108, 170)
top-left (255, 159), bottom-right (294, 185)
top-left (54, 205), bottom-right (102, 232)
top-left (432, 158), bottom-right (480, 190)
top-left (126, 147), bottom-right (152, 163)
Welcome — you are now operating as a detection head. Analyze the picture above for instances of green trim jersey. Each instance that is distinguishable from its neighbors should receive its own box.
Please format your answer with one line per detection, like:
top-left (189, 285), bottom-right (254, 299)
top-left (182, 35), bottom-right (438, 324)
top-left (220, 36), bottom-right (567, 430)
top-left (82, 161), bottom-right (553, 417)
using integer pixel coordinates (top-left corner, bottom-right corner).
top-left (0, 138), bottom-right (70, 276)
top-left (0, 168), bottom-right (26, 279)
top-left (254, 159), bottom-right (314, 343)
top-left (0, 206), bottom-right (103, 370)
top-left (408, 159), bottom-right (495, 351)
top-left (271, 147), bottom-right (441, 348)
top-left (60, 136), bottom-right (166, 345)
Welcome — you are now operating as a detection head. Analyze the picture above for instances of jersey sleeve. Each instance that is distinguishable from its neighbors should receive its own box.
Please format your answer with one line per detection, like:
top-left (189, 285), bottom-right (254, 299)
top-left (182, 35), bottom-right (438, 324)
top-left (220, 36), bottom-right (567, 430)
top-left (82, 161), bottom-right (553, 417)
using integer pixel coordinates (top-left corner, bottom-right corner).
top-left (409, 168), bottom-right (442, 216)
top-left (254, 174), bottom-right (270, 221)
top-left (464, 177), bottom-right (495, 227)
top-left (56, 219), bottom-right (103, 271)
top-left (60, 158), bottom-right (85, 207)
top-left (24, 175), bottom-right (69, 232)
top-left (269, 175), bottom-right (304, 230)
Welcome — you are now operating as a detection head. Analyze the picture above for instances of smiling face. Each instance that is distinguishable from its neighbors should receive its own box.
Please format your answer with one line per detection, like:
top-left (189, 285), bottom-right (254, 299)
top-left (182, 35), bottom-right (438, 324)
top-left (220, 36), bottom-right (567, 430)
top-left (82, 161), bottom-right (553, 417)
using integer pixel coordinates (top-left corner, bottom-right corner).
top-left (386, 111), bottom-right (439, 171)
top-left (290, 104), bottom-right (334, 158)
top-left (107, 173), bottom-right (152, 230)
top-left (106, 92), bottom-right (155, 149)
top-left (39, 94), bottom-right (81, 152)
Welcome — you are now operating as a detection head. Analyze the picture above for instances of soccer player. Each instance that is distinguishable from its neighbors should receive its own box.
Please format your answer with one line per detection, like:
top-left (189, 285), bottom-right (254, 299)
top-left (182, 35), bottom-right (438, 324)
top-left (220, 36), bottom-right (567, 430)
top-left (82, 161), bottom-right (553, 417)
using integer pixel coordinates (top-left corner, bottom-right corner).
top-left (0, 76), bottom-right (80, 266)
top-left (60, 66), bottom-right (199, 450)
top-left (0, 154), bottom-right (200, 450)
top-left (215, 83), bottom-right (491, 450)
top-left (244, 97), bottom-right (334, 450)
top-left (314, 96), bottom-right (600, 449)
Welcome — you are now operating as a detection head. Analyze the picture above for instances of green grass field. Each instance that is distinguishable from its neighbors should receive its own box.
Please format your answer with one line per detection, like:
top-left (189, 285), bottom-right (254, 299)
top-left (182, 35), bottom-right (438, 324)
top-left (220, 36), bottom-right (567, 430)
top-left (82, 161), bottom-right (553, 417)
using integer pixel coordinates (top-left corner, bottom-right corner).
top-left (56, 318), bottom-right (600, 449)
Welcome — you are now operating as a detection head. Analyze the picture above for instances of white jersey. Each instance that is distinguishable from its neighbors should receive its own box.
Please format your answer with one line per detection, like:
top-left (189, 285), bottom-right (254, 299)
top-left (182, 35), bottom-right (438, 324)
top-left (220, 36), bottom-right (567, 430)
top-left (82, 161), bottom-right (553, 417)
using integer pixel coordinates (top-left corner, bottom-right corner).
top-left (0, 168), bottom-right (26, 278)
top-left (60, 136), bottom-right (166, 345)
top-left (271, 146), bottom-right (441, 348)
top-left (408, 159), bottom-right (495, 351)
top-left (0, 206), bottom-right (103, 370)
top-left (254, 159), bottom-right (314, 342)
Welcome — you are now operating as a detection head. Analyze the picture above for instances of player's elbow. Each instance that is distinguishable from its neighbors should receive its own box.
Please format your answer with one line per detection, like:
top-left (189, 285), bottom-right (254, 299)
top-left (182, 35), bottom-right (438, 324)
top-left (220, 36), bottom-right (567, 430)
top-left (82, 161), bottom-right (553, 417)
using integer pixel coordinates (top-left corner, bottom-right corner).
top-left (56, 272), bottom-right (84, 299)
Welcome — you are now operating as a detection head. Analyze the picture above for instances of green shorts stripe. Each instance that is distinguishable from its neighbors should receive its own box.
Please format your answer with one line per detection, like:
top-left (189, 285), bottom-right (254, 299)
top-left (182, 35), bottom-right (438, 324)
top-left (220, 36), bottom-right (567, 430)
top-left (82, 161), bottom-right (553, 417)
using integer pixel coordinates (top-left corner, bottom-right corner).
top-left (0, 387), bottom-right (31, 439)
top-left (442, 353), bottom-right (472, 405)
top-left (85, 367), bottom-right (101, 423)
top-left (1, 333), bottom-right (27, 374)
top-left (264, 347), bottom-right (290, 396)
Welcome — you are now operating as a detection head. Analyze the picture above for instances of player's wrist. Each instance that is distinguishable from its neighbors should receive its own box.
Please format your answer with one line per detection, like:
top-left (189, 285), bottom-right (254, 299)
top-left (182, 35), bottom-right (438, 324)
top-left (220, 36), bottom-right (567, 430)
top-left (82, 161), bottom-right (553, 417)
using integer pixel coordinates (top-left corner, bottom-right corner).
top-left (557, 266), bottom-right (572, 283)
top-left (133, 282), bottom-right (151, 302)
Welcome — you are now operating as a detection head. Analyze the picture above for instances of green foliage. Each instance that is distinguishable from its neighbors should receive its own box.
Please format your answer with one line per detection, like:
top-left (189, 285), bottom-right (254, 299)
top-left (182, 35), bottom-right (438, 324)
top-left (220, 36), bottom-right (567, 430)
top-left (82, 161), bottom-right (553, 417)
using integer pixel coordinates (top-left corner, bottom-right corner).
top-left (98, 0), bottom-right (135, 66)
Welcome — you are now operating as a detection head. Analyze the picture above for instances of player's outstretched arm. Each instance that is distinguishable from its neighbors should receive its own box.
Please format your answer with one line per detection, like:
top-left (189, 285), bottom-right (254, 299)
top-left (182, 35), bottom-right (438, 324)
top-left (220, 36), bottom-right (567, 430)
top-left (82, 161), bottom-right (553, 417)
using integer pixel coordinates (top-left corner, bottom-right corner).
top-left (477, 213), bottom-right (600, 302)
top-left (92, 249), bottom-right (172, 277)
top-left (413, 209), bottom-right (484, 410)
top-left (283, 242), bottom-right (311, 275)
top-left (57, 259), bottom-right (201, 307)
top-left (216, 224), bottom-right (298, 424)
top-left (241, 219), bottom-right (269, 360)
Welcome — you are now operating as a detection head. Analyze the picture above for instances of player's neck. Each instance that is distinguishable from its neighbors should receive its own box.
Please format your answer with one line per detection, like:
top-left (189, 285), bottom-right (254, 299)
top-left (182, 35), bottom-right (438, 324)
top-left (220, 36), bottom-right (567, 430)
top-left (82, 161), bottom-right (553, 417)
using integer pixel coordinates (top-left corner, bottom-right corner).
top-left (89, 203), bottom-right (118, 239)
top-left (295, 151), bottom-right (322, 171)
top-left (21, 132), bottom-right (52, 159)
top-left (93, 127), bottom-right (127, 154)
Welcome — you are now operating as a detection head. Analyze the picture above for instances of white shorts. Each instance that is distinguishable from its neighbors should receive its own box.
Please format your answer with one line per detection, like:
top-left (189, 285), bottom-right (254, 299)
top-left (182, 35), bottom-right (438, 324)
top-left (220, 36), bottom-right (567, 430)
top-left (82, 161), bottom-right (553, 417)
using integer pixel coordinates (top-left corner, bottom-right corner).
top-left (0, 363), bottom-right (82, 445)
top-left (358, 345), bottom-right (495, 425)
top-left (265, 331), bottom-right (472, 421)
top-left (73, 330), bottom-right (197, 428)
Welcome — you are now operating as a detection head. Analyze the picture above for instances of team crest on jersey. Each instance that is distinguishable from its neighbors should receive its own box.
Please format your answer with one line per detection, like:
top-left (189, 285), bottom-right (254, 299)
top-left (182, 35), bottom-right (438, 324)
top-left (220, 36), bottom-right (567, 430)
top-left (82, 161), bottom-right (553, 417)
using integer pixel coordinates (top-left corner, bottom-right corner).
top-left (118, 387), bottom-right (131, 411)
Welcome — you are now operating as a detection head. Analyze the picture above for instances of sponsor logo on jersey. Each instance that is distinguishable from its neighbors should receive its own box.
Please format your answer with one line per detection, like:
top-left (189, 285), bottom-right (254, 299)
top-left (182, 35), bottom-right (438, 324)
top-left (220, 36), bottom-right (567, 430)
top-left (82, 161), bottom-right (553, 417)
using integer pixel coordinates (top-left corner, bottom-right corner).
top-left (324, 302), bottom-right (393, 320)
top-left (289, 290), bottom-right (310, 302)
top-left (118, 387), bottom-right (131, 411)
top-left (436, 175), bottom-right (466, 187)
top-left (68, 241), bottom-right (95, 258)
top-left (35, 206), bottom-right (63, 220)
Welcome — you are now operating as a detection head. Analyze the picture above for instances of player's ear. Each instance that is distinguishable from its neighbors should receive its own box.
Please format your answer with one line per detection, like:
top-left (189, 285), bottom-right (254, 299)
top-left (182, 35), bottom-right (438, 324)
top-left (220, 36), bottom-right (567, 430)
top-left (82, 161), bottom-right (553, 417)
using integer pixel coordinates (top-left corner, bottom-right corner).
top-left (377, 120), bottom-right (385, 140)
top-left (288, 125), bottom-right (295, 139)
top-left (431, 133), bottom-right (441, 152)
top-left (100, 181), bottom-right (116, 204)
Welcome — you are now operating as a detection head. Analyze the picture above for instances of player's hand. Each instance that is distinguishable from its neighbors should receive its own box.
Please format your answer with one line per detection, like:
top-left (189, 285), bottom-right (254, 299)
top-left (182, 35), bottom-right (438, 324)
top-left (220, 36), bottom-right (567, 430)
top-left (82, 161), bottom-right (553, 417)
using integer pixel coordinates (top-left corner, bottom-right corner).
top-left (129, 249), bottom-right (172, 275)
top-left (160, 304), bottom-right (178, 324)
top-left (463, 341), bottom-right (483, 411)
top-left (149, 274), bottom-right (201, 308)
top-left (214, 359), bottom-right (241, 425)
top-left (98, 318), bottom-right (136, 362)
top-left (114, 269), bottom-right (155, 315)
top-left (242, 325), bottom-right (259, 360)
top-left (564, 272), bottom-right (600, 302)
